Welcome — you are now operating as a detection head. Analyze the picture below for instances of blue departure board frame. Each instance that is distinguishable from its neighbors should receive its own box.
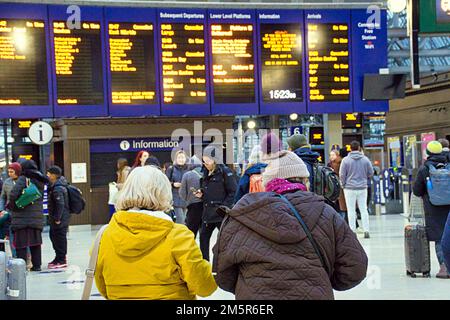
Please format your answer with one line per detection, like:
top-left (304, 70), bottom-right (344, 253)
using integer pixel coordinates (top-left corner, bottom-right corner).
top-left (304, 9), bottom-right (354, 114)
top-left (157, 8), bottom-right (211, 116)
top-left (49, 5), bottom-right (108, 118)
top-left (105, 7), bottom-right (160, 117)
top-left (1, 5), bottom-right (390, 119)
top-left (0, 3), bottom-right (53, 119)
top-left (352, 9), bottom-right (388, 112)
top-left (257, 9), bottom-right (307, 115)
top-left (208, 9), bottom-right (259, 115)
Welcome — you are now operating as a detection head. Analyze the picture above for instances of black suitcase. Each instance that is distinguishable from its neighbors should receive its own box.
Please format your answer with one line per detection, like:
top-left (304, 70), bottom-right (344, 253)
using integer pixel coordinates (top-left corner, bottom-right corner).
top-left (404, 224), bottom-right (431, 278)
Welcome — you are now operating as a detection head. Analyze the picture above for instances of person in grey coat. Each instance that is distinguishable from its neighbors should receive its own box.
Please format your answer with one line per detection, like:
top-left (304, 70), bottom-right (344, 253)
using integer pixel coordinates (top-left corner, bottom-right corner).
top-left (179, 157), bottom-right (204, 238)
top-left (339, 141), bottom-right (374, 238)
top-left (166, 150), bottom-right (190, 224)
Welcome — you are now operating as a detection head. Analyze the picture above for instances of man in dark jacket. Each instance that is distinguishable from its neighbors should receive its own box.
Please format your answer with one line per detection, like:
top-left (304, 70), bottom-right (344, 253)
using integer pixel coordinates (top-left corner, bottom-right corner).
top-left (287, 134), bottom-right (320, 190)
top-left (413, 141), bottom-right (450, 279)
top-left (194, 145), bottom-right (237, 261)
top-left (47, 166), bottom-right (71, 269)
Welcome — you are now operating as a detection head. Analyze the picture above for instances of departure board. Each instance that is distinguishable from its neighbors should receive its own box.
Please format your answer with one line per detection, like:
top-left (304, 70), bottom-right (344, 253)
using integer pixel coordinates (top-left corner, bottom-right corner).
top-left (260, 23), bottom-right (302, 103)
top-left (307, 22), bottom-right (350, 102)
top-left (211, 23), bottom-right (255, 104)
top-left (109, 22), bottom-right (156, 105)
top-left (0, 19), bottom-right (48, 105)
top-left (160, 23), bottom-right (207, 104)
top-left (53, 21), bottom-right (104, 105)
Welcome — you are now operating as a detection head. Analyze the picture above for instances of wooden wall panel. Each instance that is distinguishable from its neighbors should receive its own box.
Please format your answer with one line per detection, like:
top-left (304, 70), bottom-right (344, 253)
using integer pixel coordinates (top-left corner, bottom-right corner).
top-left (64, 139), bottom-right (91, 225)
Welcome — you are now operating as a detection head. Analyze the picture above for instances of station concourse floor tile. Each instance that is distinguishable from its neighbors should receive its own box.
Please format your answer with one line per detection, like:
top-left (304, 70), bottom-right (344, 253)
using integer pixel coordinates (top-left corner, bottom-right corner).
top-left (27, 215), bottom-right (449, 300)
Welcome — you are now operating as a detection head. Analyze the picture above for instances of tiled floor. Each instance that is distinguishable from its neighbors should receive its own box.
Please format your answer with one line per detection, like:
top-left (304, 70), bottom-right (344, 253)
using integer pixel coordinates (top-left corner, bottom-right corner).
top-left (25, 214), bottom-right (449, 300)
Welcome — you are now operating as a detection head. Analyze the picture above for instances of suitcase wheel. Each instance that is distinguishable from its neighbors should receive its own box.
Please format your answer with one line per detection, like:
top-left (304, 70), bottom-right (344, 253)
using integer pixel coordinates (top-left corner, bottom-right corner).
top-left (407, 271), bottom-right (417, 278)
top-left (423, 272), bottom-right (431, 278)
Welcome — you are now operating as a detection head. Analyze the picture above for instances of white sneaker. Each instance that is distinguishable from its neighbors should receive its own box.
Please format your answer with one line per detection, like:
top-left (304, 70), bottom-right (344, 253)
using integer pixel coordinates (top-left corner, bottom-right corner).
top-left (356, 227), bottom-right (364, 234)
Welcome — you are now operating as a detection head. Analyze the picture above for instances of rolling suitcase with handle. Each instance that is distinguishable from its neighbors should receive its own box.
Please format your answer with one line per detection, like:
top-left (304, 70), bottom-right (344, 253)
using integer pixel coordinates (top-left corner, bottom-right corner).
top-left (0, 251), bottom-right (7, 300)
top-left (404, 224), bottom-right (431, 278)
top-left (0, 239), bottom-right (27, 300)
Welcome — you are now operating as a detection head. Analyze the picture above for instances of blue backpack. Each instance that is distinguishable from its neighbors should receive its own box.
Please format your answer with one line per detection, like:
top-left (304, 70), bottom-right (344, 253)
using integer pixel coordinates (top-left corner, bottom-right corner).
top-left (426, 163), bottom-right (450, 206)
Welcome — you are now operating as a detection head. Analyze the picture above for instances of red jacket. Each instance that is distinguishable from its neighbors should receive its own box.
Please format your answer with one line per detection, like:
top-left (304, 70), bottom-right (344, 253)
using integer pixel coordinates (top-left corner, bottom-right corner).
top-left (213, 191), bottom-right (368, 300)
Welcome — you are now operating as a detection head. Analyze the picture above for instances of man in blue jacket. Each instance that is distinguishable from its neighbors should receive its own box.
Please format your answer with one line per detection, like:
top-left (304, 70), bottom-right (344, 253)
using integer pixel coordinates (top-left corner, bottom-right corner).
top-left (47, 166), bottom-right (71, 269)
top-left (287, 134), bottom-right (320, 191)
top-left (442, 212), bottom-right (450, 273)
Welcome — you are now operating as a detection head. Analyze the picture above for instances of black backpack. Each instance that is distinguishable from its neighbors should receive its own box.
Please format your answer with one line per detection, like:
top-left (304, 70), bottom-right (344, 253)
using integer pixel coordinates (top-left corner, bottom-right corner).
top-left (66, 185), bottom-right (86, 214)
top-left (313, 164), bottom-right (341, 203)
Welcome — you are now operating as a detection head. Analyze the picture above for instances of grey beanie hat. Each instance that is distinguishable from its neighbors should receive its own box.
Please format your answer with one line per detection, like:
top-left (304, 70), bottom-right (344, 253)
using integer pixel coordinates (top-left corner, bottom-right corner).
top-left (262, 150), bottom-right (310, 187)
top-left (203, 145), bottom-right (223, 163)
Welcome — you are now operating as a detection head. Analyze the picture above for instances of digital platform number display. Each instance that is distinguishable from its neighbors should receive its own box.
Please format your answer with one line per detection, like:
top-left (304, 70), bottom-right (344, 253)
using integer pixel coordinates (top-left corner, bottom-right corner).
top-left (53, 21), bottom-right (104, 105)
top-left (109, 22), bottom-right (156, 105)
top-left (0, 19), bottom-right (48, 106)
top-left (161, 23), bottom-right (207, 104)
top-left (260, 23), bottom-right (302, 103)
top-left (308, 23), bottom-right (350, 102)
top-left (211, 24), bottom-right (255, 104)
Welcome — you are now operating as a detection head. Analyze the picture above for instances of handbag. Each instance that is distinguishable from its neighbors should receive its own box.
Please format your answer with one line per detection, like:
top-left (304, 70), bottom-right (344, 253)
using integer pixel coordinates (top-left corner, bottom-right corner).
top-left (108, 182), bottom-right (119, 205)
top-left (15, 178), bottom-right (42, 209)
top-left (278, 194), bottom-right (330, 277)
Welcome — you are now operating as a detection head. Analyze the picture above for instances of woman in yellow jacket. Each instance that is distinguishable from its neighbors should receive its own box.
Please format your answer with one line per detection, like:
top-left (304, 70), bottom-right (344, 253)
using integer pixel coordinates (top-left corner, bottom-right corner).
top-left (94, 165), bottom-right (218, 300)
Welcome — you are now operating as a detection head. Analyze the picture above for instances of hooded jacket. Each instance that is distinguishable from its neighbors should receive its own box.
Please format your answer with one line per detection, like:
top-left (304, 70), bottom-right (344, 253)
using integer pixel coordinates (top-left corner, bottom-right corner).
top-left (94, 210), bottom-right (217, 300)
top-left (234, 163), bottom-right (267, 203)
top-left (340, 151), bottom-right (374, 189)
top-left (213, 191), bottom-right (368, 300)
top-left (413, 153), bottom-right (450, 241)
top-left (179, 166), bottom-right (203, 206)
top-left (8, 160), bottom-right (48, 231)
top-left (292, 147), bottom-right (320, 189)
top-left (48, 176), bottom-right (70, 225)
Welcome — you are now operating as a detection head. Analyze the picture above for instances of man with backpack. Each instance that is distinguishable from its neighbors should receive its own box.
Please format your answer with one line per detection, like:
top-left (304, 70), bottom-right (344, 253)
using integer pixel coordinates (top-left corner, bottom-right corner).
top-left (287, 134), bottom-right (320, 191)
top-left (413, 140), bottom-right (450, 279)
top-left (339, 141), bottom-right (374, 239)
top-left (47, 166), bottom-right (71, 269)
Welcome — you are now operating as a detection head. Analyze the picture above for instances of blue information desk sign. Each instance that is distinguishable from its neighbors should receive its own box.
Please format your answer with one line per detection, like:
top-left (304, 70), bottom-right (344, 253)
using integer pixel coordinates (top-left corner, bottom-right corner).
top-left (257, 10), bottom-right (307, 115)
top-left (208, 9), bottom-right (259, 115)
top-left (105, 7), bottom-right (160, 117)
top-left (49, 5), bottom-right (108, 118)
top-left (0, 3), bottom-right (54, 118)
top-left (158, 8), bottom-right (211, 116)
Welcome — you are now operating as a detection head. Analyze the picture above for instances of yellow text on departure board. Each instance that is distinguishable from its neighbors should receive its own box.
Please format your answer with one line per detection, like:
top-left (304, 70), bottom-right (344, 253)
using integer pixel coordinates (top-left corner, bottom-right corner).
top-left (161, 23), bottom-right (206, 103)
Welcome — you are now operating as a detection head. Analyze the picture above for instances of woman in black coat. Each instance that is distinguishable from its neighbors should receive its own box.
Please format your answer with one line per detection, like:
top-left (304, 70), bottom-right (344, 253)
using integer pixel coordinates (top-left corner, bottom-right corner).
top-left (8, 160), bottom-right (48, 271)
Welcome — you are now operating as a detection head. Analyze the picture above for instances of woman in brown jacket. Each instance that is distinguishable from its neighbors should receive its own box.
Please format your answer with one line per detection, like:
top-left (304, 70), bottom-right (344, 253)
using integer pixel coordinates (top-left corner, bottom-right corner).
top-left (213, 150), bottom-right (368, 300)
top-left (328, 149), bottom-right (347, 219)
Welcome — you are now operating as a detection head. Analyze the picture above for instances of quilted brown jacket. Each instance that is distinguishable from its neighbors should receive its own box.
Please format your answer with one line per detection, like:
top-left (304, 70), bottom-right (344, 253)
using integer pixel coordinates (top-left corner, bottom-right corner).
top-left (212, 191), bottom-right (368, 300)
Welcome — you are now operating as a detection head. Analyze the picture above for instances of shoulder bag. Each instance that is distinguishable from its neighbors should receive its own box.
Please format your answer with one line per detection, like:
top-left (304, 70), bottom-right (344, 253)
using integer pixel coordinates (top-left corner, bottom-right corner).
top-left (278, 194), bottom-right (330, 277)
top-left (15, 178), bottom-right (42, 209)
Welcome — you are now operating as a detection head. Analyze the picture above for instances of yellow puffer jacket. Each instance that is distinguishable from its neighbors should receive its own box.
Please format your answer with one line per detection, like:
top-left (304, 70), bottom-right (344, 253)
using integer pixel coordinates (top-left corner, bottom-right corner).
top-left (94, 210), bottom-right (217, 300)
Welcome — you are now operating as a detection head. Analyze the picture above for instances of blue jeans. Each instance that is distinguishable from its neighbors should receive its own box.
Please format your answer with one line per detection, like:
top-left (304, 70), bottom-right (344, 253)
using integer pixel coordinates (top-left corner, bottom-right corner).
top-left (435, 241), bottom-right (450, 275)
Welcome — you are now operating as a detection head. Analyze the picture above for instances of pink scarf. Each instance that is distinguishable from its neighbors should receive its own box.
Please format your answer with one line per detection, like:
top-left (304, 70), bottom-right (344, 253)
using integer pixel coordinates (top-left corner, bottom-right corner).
top-left (265, 178), bottom-right (307, 195)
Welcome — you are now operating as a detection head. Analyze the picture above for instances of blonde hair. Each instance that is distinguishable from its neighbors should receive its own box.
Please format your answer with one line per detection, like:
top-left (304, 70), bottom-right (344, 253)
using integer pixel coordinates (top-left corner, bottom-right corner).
top-left (115, 166), bottom-right (173, 212)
